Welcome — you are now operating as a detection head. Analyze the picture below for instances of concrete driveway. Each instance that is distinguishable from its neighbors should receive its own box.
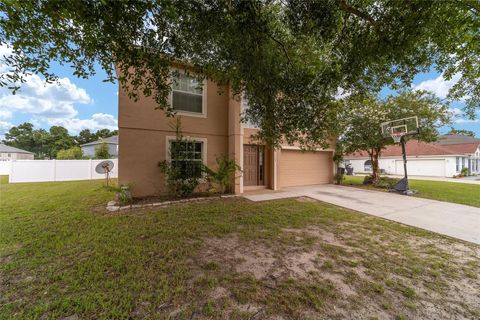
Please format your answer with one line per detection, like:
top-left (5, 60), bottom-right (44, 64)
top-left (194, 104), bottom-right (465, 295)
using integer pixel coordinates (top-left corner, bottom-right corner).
top-left (243, 185), bottom-right (480, 245)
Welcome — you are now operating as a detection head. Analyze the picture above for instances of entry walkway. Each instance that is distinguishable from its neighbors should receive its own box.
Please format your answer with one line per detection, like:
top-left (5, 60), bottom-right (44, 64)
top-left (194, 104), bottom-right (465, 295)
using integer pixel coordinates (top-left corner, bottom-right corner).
top-left (243, 185), bottom-right (480, 245)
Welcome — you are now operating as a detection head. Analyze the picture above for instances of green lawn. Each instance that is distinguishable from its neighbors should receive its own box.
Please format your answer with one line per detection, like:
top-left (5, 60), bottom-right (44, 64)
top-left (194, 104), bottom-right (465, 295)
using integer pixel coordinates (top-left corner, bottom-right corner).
top-left (344, 175), bottom-right (480, 208)
top-left (1, 179), bottom-right (479, 319)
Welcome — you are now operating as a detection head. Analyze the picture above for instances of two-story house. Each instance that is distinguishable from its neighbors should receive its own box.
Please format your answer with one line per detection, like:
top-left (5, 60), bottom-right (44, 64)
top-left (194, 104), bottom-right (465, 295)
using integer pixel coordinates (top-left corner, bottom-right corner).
top-left (117, 69), bottom-right (334, 197)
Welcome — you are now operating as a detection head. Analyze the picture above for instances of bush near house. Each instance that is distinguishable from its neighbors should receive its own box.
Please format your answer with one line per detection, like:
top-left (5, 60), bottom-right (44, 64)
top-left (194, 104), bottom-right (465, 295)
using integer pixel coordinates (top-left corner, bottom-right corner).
top-left (363, 175), bottom-right (400, 189)
top-left (94, 142), bottom-right (111, 159)
top-left (56, 146), bottom-right (84, 160)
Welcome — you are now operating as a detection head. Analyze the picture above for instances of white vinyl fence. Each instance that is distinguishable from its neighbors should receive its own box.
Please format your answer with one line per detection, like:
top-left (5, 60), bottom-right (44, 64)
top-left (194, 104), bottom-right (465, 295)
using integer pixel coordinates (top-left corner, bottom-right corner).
top-left (0, 161), bottom-right (11, 175)
top-left (8, 159), bottom-right (118, 183)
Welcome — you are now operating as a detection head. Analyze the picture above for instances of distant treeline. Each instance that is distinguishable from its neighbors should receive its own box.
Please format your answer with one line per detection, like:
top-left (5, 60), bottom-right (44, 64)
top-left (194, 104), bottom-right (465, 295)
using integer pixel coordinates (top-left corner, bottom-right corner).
top-left (2, 122), bottom-right (117, 159)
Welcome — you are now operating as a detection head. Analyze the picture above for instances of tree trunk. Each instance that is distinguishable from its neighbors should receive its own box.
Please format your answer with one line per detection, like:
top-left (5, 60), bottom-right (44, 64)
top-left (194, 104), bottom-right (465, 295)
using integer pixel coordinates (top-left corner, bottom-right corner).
top-left (371, 149), bottom-right (380, 182)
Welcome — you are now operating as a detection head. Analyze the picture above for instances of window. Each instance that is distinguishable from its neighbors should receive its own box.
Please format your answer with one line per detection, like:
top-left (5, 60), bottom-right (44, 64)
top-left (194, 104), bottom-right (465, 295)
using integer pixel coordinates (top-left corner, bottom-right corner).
top-left (241, 97), bottom-right (259, 128)
top-left (456, 157), bottom-right (460, 172)
top-left (364, 160), bottom-right (372, 172)
top-left (170, 140), bottom-right (204, 178)
top-left (7, 153), bottom-right (10, 157)
top-left (171, 72), bottom-right (204, 114)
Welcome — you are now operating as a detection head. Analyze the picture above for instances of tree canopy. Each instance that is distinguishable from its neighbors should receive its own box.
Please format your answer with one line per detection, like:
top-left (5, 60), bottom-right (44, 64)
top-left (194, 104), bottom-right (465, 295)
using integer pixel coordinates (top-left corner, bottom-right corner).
top-left (1, 0), bottom-right (479, 146)
top-left (340, 90), bottom-right (452, 180)
top-left (2, 122), bottom-right (117, 158)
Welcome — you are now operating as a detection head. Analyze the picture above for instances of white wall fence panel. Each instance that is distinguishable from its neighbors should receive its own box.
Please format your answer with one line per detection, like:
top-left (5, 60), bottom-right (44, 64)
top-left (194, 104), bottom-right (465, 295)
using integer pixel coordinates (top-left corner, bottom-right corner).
top-left (8, 159), bottom-right (118, 183)
top-left (0, 161), bottom-right (11, 175)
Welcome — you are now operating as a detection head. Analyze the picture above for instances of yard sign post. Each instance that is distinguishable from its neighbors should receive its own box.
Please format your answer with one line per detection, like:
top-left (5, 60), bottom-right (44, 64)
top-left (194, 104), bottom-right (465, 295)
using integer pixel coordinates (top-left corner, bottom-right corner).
top-left (380, 116), bottom-right (419, 194)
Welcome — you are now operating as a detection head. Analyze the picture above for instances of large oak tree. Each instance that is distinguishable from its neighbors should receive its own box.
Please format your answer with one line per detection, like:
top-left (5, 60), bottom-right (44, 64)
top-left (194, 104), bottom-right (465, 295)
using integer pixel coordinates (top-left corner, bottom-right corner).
top-left (1, 0), bottom-right (478, 146)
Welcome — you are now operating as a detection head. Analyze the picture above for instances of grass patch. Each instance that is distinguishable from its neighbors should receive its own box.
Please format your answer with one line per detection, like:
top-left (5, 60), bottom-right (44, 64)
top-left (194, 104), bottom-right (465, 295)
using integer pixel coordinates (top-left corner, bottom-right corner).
top-left (0, 179), bottom-right (479, 319)
top-left (343, 175), bottom-right (480, 207)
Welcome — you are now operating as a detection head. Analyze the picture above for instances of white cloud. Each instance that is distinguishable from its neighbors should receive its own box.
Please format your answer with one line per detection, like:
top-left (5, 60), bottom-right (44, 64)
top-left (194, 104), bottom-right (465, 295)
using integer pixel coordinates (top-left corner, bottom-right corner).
top-left (0, 44), bottom-right (14, 73)
top-left (0, 120), bottom-right (14, 140)
top-left (449, 107), bottom-right (479, 123)
top-left (47, 113), bottom-right (118, 134)
top-left (0, 43), bottom-right (117, 136)
top-left (412, 73), bottom-right (461, 99)
top-left (0, 74), bottom-right (92, 121)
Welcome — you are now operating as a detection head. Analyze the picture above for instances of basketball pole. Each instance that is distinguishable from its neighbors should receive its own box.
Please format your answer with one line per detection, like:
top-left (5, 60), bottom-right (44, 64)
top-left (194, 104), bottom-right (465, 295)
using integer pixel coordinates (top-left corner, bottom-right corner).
top-left (400, 135), bottom-right (409, 191)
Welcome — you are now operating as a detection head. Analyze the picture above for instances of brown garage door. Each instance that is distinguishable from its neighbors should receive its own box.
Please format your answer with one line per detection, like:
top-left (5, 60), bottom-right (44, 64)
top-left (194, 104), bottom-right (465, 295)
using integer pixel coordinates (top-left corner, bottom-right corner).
top-left (279, 149), bottom-right (333, 188)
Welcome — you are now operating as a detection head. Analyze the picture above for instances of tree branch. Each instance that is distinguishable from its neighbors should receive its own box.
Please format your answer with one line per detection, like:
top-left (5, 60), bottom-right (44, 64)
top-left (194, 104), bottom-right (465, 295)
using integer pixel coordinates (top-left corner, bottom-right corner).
top-left (337, 0), bottom-right (377, 25)
top-left (267, 33), bottom-right (292, 64)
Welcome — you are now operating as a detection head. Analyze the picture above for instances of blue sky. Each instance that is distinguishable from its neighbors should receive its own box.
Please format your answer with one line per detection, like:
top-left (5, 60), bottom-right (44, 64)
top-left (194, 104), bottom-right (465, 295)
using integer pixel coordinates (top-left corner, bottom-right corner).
top-left (0, 44), bottom-right (478, 138)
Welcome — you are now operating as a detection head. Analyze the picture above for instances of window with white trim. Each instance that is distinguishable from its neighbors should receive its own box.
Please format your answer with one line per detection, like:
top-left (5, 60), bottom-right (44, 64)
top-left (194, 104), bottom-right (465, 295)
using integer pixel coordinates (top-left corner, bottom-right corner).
top-left (456, 157), bottom-right (460, 172)
top-left (171, 73), bottom-right (204, 114)
top-left (170, 140), bottom-right (204, 178)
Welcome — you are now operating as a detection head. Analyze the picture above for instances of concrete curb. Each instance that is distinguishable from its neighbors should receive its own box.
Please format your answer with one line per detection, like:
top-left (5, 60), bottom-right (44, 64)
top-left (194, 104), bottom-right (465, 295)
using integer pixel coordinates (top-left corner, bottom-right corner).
top-left (106, 194), bottom-right (237, 212)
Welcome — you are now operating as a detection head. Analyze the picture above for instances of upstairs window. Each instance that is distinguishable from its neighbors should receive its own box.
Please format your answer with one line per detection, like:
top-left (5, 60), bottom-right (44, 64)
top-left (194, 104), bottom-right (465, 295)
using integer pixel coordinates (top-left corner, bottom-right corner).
top-left (241, 97), bottom-right (260, 128)
top-left (171, 73), bottom-right (204, 114)
top-left (170, 140), bottom-right (204, 178)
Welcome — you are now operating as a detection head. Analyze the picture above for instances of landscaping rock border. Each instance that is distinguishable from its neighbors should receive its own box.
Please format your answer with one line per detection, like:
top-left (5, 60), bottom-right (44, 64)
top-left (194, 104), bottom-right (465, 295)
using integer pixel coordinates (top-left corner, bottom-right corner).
top-left (106, 194), bottom-right (237, 212)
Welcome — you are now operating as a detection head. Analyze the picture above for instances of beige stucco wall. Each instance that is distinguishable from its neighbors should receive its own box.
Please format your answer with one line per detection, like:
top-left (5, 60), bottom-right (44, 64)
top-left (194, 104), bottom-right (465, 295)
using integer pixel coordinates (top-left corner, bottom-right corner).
top-left (118, 79), bottom-right (231, 197)
top-left (117, 63), bottom-right (337, 197)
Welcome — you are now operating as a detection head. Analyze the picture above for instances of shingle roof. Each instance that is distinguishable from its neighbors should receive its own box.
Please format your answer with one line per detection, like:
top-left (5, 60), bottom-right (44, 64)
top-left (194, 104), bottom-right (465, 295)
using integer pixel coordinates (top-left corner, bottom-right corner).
top-left (81, 135), bottom-right (118, 147)
top-left (0, 144), bottom-right (34, 154)
top-left (435, 133), bottom-right (480, 145)
top-left (346, 140), bottom-right (480, 158)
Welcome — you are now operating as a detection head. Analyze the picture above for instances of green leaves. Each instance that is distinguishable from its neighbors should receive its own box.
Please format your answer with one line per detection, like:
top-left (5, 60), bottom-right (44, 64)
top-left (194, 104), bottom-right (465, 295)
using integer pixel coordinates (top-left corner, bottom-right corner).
top-left (0, 0), bottom-right (478, 147)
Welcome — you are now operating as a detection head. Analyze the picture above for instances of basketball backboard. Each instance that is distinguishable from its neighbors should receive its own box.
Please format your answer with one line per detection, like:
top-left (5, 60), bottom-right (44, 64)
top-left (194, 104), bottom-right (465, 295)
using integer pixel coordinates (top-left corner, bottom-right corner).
top-left (381, 116), bottom-right (419, 143)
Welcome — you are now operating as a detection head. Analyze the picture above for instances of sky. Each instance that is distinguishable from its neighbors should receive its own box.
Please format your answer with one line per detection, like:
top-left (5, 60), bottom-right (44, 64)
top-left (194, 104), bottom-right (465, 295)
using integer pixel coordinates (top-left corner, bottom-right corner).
top-left (0, 44), bottom-right (479, 138)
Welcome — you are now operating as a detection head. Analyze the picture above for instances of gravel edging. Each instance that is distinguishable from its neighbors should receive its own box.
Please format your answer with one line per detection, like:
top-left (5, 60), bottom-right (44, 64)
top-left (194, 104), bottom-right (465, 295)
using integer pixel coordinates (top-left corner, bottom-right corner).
top-left (106, 194), bottom-right (238, 212)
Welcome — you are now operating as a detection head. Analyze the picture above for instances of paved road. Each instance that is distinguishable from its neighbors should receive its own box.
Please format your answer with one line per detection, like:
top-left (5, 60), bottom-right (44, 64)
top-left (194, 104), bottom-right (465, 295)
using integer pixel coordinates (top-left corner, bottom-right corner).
top-left (243, 185), bottom-right (480, 245)
top-left (360, 174), bottom-right (480, 185)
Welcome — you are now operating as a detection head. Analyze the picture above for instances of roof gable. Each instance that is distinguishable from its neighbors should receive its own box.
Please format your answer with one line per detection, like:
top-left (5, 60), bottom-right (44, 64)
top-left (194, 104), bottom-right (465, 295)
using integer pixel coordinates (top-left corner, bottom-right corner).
top-left (346, 139), bottom-right (479, 158)
top-left (0, 144), bottom-right (34, 154)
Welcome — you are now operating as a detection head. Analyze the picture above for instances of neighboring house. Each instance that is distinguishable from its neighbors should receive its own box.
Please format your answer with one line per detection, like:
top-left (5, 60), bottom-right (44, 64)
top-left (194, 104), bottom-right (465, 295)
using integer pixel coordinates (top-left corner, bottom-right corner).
top-left (345, 138), bottom-right (480, 177)
top-left (118, 69), bottom-right (334, 197)
top-left (0, 144), bottom-right (34, 161)
top-left (80, 135), bottom-right (118, 158)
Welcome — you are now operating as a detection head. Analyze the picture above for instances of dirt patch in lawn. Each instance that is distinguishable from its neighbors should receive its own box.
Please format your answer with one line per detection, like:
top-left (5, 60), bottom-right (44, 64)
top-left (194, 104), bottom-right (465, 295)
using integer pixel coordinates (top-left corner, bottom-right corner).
top-left (195, 226), bottom-right (480, 320)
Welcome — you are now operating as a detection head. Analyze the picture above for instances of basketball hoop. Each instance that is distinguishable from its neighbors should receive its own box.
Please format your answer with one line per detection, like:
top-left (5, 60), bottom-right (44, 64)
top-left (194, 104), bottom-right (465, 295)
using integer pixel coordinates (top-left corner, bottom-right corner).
top-left (380, 116), bottom-right (420, 194)
top-left (391, 132), bottom-right (404, 144)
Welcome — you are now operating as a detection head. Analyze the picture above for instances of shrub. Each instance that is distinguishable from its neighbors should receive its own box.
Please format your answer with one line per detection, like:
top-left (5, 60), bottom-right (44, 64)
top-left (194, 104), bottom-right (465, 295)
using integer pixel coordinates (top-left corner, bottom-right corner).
top-left (94, 142), bottom-right (111, 159)
top-left (158, 117), bottom-right (204, 197)
top-left (460, 167), bottom-right (468, 177)
top-left (334, 171), bottom-right (345, 185)
top-left (158, 160), bottom-right (202, 197)
top-left (57, 146), bottom-right (84, 159)
top-left (363, 175), bottom-right (375, 185)
top-left (375, 177), bottom-right (400, 189)
top-left (204, 155), bottom-right (241, 193)
top-left (363, 175), bottom-right (400, 189)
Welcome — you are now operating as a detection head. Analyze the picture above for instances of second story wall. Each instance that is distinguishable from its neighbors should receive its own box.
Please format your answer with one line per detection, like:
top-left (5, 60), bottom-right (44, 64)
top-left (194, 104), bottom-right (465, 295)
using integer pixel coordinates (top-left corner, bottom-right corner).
top-left (119, 79), bottom-right (230, 137)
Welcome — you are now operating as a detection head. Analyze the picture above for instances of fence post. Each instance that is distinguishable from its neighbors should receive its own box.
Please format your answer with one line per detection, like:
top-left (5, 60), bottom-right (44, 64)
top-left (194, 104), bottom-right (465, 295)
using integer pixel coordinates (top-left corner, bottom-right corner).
top-left (89, 159), bottom-right (93, 179)
top-left (52, 159), bottom-right (56, 182)
top-left (9, 160), bottom-right (14, 183)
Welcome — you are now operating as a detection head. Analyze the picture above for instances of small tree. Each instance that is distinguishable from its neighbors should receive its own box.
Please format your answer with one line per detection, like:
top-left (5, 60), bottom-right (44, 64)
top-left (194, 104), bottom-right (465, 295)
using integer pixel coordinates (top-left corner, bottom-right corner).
top-left (204, 155), bottom-right (241, 193)
top-left (158, 118), bottom-right (204, 197)
top-left (341, 90), bottom-right (452, 182)
top-left (57, 146), bottom-right (84, 159)
top-left (94, 142), bottom-right (111, 159)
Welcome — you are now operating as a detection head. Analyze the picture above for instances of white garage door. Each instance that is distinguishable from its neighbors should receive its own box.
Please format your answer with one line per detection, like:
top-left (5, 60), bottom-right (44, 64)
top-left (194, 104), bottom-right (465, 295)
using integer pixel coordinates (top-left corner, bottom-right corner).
top-left (395, 159), bottom-right (445, 177)
top-left (279, 150), bottom-right (333, 188)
